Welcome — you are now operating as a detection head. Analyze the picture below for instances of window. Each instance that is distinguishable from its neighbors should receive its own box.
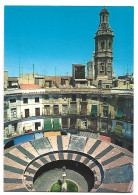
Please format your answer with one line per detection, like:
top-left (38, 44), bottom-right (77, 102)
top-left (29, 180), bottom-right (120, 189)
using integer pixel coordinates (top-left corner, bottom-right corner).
top-left (23, 98), bottom-right (28, 104)
top-left (35, 97), bottom-right (39, 103)
top-left (106, 85), bottom-right (109, 89)
top-left (53, 105), bottom-right (59, 115)
top-left (80, 104), bottom-right (87, 115)
top-left (35, 122), bottom-right (41, 130)
top-left (25, 109), bottom-right (29, 118)
top-left (11, 108), bottom-right (17, 118)
top-left (62, 105), bottom-right (68, 114)
top-left (103, 106), bottom-right (108, 117)
top-left (109, 42), bottom-right (112, 49)
top-left (54, 95), bottom-right (59, 99)
top-left (35, 108), bottom-right (40, 116)
top-left (80, 81), bottom-right (85, 84)
top-left (62, 118), bottom-right (68, 129)
top-left (44, 95), bottom-right (49, 99)
top-left (44, 105), bottom-right (50, 115)
top-left (107, 66), bottom-right (111, 72)
top-left (91, 105), bottom-right (97, 116)
top-left (10, 99), bottom-right (16, 103)
top-left (92, 96), bottom-right (97, 100)
top-left (72, 95), bottom-right (76, 101)
top-left (82, 94), bottom-right (87, 101)
top-left (101, 41), bottom-right (104, 50)
top-left (100, 62), bottom-right (104, 72)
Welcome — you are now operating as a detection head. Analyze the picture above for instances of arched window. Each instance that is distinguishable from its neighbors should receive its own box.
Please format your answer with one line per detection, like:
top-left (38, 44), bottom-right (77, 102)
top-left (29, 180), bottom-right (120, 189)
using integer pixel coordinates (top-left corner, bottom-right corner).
top-left (101, 41), bottom-right (104, 50)
top-left (109, 41), bottom-right (112, 49)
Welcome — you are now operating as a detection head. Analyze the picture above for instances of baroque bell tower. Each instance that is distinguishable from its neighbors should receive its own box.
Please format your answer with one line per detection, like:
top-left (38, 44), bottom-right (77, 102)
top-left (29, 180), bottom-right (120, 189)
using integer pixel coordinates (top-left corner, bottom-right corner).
top-left (94, 6), bottom-right (115, 82)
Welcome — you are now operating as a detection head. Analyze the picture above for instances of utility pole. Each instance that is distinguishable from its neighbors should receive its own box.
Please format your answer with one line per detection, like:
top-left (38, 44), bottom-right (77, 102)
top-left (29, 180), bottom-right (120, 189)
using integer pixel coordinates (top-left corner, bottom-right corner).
top-left (55, 66), bottom-right (56, 83)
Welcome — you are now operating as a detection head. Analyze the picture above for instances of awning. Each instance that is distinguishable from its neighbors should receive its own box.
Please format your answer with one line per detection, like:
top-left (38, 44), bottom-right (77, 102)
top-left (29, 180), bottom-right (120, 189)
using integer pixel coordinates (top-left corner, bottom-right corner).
top-left (44, 118), bottom-right (52, 131)
top-left (91, 105), bottom-right (97, 116)
top-left (53, 118), bottom-right (60, 130)
top-left (116, 111), bottom-right (123, 118)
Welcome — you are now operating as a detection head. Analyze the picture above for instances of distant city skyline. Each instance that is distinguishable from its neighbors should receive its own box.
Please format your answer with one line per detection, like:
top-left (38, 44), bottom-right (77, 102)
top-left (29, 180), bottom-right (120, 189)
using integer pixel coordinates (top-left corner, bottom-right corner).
top-left (4, 6), bottom-right (134, 77)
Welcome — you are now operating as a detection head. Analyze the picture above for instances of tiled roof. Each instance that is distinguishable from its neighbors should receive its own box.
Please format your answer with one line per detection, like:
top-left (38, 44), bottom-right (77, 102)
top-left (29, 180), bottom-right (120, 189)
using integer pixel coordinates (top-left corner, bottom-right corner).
top-left (20, 84), bottom-right (42, 89)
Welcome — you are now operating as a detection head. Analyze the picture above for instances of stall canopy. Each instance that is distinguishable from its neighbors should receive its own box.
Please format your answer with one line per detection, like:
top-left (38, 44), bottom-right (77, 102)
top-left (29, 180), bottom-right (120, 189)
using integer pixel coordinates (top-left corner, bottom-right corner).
top-left (44, 118), bottom-right (52, 131)
top-left (53, 118), bottom-right (60, 130)
top-left (44, 131), bottom-right (61, 137)
top-left (91, 105), bottom-right (97, 116)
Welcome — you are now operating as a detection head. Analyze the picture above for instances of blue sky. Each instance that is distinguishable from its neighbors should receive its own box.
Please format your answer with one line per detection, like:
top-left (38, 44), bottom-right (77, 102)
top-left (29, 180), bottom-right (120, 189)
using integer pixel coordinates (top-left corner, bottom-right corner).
top-left (4, 6), bottom-right (134, 77)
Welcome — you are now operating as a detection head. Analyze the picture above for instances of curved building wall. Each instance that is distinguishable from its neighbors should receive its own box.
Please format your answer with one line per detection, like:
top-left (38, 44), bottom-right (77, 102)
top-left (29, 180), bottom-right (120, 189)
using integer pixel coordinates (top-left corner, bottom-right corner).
top-left (4, 89), bottom-right (133, 151)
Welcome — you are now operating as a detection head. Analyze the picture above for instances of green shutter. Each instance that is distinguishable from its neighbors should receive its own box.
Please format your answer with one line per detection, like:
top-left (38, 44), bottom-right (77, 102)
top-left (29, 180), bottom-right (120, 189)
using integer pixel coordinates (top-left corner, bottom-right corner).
top-left (116, 111), bottom-right (123, 118)
top-left (115, 125), bottom-right (122, 136)
top-left (53, 118), bottom-right (60, 130)
top-left (91, 105), bottom-right (97, 116)
top-left (44, 118), bottom-right (52, 131)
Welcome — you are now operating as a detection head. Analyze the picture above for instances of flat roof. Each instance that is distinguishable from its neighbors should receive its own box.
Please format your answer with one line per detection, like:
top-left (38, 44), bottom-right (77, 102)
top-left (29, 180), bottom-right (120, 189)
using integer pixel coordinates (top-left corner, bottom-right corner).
top-left (72, 64), bottom-right (85, 67)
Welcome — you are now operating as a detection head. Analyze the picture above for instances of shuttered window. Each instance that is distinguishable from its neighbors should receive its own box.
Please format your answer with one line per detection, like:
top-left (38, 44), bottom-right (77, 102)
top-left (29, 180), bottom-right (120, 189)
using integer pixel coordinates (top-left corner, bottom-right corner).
top-left (53, 105), bottom-right (59, 115)
top-left (62, 105), bottom-right (68, 114)
top-left (116, 111), bottom-right (123, 118)
top-left (101, 118), bottom-right (108, 131)
top-left (53, 118), bottom-right (60, 130)
top-left (25, 109), bottom-right (29, 118)
top-left (35, 108), bottom-right (40, 116)
top-left (81, 118), bottom-right (87, 129)
top-left (44, 105), bottom-right (50, 115)
top-left (23, 98), bottom-right (28, 104)
top-left (70, 117), bottom-right (77, 129)
top-left (62, 118), bottom-right (68, 128)
top-left (115, 125), bottom-right (122, 136)
top-left (44, 118), bottom-right (52, 131)
top-left (90, 118), bottom-right (97, 131)
top-left (35, 97), bottom-right (39, 103)
top-left (10, 98), bottom-right (16, 103)
top-left (91, 105), bottom-right (97, 116)
top-left (103, 106), bottom-right (108, 117)
top-left (80, 104), bottom-right (87, 115)
top-left (70, 104), bottom-right (77, 114)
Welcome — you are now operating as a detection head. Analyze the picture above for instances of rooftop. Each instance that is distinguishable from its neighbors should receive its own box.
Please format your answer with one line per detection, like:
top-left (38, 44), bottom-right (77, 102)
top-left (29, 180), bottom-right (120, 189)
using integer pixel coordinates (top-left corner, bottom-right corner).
top-left (72, 64), bottom-right (85, 67)
top-left (20, 84), bottom-right (42, 89)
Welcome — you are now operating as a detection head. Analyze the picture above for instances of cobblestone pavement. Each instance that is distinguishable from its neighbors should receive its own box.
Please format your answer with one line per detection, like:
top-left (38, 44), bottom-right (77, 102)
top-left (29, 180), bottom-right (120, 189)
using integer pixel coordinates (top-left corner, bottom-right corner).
top-left (33, 168), bottom-right (88, 192)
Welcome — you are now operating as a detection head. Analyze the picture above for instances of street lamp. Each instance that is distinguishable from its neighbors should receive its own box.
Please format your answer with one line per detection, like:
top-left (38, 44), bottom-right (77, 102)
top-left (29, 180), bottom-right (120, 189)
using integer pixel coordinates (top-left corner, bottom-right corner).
top-left (61, 166), bottom-right (67, 192)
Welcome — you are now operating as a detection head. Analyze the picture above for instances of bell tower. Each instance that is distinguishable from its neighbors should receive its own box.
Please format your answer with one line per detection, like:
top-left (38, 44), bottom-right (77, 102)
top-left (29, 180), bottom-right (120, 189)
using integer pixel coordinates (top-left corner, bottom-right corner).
top-left (94, 6), bottom-right (115, 81)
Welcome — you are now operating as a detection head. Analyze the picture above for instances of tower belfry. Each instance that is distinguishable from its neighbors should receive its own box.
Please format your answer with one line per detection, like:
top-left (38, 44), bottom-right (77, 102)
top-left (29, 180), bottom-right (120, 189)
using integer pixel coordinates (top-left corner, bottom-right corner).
top-left (94, 6), bottom-right (115, 88)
